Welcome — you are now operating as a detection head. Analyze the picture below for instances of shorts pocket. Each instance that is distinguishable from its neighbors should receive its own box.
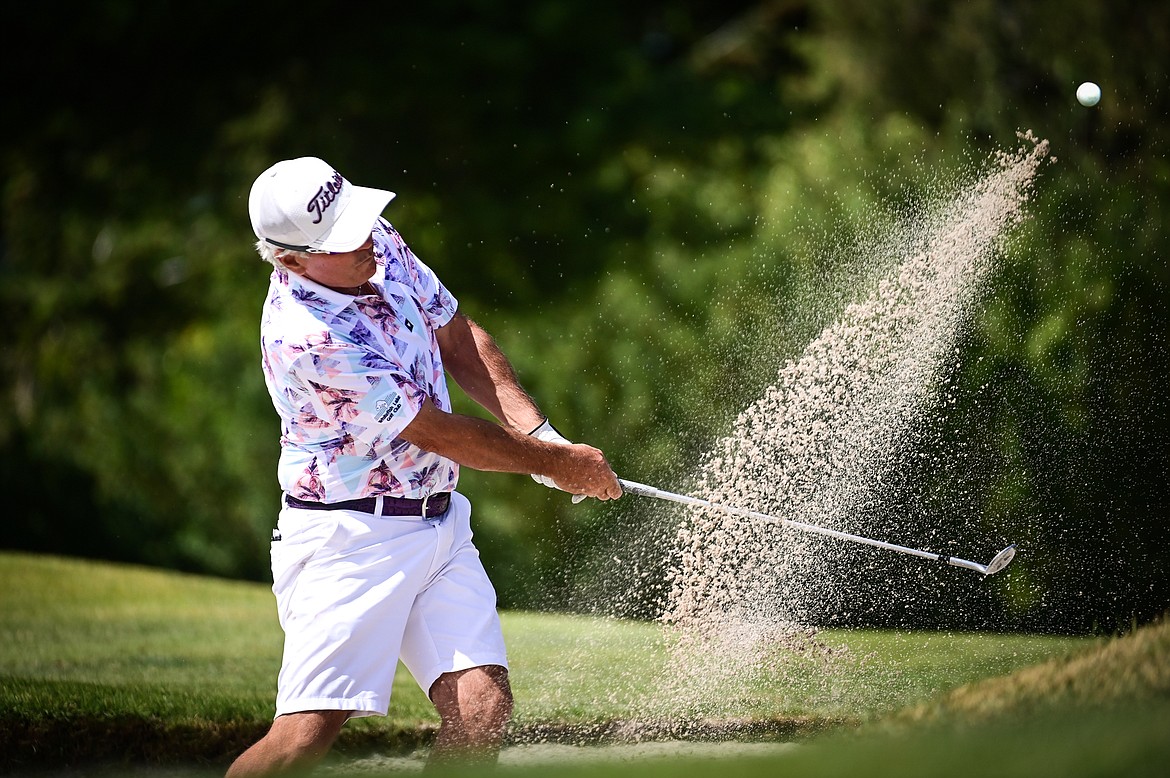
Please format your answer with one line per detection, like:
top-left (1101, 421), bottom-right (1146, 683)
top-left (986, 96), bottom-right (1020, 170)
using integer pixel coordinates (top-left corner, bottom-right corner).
top-left (271, 512), bottom-right (342, 628)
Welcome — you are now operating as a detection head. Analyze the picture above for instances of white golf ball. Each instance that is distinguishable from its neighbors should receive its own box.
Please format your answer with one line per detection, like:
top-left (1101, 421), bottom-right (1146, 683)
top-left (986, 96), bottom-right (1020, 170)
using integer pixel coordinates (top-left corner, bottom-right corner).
top-left (1076, 81), bottom-right (1101, 107)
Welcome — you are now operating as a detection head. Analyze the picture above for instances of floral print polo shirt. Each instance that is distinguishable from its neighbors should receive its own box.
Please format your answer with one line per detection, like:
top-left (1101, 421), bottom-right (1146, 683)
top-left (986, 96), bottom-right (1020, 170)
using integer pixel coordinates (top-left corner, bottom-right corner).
top-left (260, 218), bottom-right (459, 501)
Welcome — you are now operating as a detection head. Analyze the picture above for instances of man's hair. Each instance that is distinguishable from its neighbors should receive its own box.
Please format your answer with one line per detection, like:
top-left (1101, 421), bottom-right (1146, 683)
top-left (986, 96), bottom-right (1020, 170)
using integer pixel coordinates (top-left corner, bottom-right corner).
top-left (255, 239), bottom-right (309, 268)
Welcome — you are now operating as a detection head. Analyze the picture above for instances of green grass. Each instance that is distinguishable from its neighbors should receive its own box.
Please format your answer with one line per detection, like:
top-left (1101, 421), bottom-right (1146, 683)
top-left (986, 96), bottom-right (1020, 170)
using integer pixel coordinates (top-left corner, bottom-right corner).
top-left (2, 551), bottom-right (1148, 775)
top-left (452, 703), bottom-right (1170, 778)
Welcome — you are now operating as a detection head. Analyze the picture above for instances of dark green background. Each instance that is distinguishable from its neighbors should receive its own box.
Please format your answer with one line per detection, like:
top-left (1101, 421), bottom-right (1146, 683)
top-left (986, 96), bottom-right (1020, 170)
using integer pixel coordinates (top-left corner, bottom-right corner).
top-left (2, 1), bottom-right (1165, 633)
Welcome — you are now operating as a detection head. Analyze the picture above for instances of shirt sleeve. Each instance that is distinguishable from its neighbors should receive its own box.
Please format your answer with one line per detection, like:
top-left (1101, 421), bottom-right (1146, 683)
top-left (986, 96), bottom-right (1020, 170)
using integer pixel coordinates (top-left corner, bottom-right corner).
top-left (408, 252), bottom-right (458, 329)
top-left (380, 220), bottom-right (459, 328)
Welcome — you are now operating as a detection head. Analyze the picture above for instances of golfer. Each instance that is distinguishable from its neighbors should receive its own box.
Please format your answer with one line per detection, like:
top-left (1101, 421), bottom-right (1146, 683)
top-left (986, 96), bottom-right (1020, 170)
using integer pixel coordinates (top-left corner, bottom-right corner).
top-left (228, 157), bottom-right (622, 776)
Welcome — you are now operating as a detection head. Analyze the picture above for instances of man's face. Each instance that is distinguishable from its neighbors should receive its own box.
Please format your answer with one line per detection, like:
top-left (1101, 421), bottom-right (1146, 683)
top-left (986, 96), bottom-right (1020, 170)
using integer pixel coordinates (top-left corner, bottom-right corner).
top-left (279, 234), bottom-right (376, 291)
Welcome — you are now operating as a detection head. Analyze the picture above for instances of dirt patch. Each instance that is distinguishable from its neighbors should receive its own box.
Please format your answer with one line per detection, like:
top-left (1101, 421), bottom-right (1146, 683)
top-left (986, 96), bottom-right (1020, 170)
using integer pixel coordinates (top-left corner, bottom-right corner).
top-left (327, 740), bottom-right (801, 774)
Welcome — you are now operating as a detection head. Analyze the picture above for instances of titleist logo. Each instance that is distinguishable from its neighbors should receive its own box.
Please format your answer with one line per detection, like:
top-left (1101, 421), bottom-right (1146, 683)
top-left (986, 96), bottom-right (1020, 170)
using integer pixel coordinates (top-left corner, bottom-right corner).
top-left (306, 171), bottom-right (345, 224)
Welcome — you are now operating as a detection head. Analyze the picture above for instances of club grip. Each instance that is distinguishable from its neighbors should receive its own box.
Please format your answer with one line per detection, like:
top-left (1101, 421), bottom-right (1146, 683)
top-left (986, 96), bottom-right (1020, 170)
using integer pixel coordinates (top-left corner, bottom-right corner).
top-left (617, 478), bottom-right (660, 498)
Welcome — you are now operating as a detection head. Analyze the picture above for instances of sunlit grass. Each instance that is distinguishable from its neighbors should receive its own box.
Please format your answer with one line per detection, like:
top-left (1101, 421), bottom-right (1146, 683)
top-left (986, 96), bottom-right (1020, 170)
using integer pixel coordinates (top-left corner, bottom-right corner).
top-left (0, 551), bottom-right (1106, 771)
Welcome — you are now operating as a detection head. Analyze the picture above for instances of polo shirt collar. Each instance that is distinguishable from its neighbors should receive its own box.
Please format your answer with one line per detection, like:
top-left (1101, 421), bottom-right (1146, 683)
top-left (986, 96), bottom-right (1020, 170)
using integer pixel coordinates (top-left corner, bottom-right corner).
top-left (277, 268), bottom-right (365, 316)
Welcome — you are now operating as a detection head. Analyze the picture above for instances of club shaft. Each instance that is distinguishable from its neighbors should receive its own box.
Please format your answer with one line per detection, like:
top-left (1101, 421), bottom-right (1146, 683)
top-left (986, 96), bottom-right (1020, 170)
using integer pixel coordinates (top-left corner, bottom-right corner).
top-left (618, 478), bottom-right (988, 574)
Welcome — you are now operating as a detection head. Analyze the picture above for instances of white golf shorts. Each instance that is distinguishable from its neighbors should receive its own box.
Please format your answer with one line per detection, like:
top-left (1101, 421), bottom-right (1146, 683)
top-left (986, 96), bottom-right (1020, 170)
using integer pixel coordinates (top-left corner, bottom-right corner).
top-left (269, 491), bottom-right (507, 718)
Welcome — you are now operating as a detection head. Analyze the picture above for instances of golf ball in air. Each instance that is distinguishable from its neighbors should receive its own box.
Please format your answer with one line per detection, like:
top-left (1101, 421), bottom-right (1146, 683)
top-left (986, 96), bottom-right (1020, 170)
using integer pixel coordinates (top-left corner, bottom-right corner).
top-left (1076, 81), bottom-right (1101, 107)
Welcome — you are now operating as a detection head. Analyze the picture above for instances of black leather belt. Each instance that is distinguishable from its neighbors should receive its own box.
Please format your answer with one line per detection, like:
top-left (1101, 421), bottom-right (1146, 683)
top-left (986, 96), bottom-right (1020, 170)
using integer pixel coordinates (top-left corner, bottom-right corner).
top-left (285, 492), bottom-right (451, 518)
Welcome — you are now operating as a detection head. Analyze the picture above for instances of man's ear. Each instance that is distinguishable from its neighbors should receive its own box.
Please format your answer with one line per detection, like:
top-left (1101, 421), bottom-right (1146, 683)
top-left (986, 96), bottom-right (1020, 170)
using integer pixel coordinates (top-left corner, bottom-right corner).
top-left (276, 251), bottom-right (309, 275)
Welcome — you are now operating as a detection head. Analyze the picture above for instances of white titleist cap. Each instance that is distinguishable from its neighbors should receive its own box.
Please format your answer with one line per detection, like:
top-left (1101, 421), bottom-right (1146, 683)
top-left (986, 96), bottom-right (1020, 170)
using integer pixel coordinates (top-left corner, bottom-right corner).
top-left (248, 157), bottom-right (396, 253)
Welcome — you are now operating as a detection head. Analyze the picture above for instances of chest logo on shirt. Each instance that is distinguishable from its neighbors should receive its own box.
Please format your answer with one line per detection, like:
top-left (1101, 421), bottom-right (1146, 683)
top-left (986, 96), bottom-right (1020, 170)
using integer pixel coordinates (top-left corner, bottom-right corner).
top-left (374, 396), bottom-right (403, 423)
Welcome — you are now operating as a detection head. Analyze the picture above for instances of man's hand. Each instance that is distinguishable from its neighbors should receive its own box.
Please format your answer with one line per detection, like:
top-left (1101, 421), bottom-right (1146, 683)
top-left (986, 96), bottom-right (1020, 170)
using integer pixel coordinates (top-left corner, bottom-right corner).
top-left (544, 442), bottom-right (623, 502)
top-left (529, 420), bottom-right (598, 503)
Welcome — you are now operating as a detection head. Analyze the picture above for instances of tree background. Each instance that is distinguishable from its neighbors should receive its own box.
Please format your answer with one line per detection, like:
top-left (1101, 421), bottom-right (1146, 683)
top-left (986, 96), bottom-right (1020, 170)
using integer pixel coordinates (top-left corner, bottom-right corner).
top-left (2, 0), bottom-right (1165, 634)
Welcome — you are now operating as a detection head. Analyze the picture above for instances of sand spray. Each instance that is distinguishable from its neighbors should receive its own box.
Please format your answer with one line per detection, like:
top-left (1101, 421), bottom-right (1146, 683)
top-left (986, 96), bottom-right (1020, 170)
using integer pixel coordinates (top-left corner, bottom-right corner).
top-left (552, 133), bottom-right (1051, 731)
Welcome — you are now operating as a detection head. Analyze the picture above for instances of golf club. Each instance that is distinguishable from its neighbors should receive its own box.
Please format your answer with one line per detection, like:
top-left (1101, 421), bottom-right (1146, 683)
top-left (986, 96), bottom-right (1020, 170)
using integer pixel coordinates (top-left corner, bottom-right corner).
top-left (618, 478), bottom-right (1017, 577)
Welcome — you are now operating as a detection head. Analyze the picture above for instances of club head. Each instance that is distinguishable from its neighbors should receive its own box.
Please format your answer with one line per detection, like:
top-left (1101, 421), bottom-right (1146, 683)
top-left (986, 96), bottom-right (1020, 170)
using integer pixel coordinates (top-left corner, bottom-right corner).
top-left (983, 544), bottom-right (1017, 576)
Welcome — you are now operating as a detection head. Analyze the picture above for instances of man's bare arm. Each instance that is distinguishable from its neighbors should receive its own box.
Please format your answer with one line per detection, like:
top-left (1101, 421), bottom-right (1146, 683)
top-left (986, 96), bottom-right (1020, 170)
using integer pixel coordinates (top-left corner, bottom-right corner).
top-left (436, 312), bottom-right (545, 433)
top-left (400, 398), bottom-right (621, 500)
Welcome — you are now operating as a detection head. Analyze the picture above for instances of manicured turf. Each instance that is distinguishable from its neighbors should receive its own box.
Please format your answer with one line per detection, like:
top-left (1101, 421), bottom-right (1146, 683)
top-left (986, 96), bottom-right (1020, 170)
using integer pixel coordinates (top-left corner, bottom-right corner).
top-left (4, 550), bottom-right (1155, 777)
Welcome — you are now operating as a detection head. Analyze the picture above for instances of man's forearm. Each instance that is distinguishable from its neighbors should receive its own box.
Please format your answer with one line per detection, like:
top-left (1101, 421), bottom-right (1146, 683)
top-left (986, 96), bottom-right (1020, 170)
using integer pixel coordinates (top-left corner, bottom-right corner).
top-left (400, 398), bottom-right (620, 499)
top-left (405, 402), bottom-right (548, 474)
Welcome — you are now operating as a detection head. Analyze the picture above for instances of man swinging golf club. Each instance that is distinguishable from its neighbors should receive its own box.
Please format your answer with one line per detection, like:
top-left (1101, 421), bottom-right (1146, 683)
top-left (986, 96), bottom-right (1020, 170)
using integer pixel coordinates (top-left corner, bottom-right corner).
top-left (228, 156), bottom-right (622, 776)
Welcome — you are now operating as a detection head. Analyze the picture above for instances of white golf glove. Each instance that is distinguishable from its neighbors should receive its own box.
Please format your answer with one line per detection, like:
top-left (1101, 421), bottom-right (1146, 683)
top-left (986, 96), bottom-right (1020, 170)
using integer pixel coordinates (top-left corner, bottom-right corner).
top-left (529, 419), bottom-right (586, 503)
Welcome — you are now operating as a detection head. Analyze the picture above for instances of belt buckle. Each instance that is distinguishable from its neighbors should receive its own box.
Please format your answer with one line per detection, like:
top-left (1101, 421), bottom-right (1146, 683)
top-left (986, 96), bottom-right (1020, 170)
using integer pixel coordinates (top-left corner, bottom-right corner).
top-left (421, 492), bottom-right (446, 524)
top-left (425, 491), bottom-right (442, 521)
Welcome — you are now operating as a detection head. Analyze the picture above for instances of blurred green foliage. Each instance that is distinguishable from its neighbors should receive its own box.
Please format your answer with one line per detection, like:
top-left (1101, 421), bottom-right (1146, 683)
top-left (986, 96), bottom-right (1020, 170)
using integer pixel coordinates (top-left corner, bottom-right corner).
top-left (1, 1), bottom-right (1165, 631)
